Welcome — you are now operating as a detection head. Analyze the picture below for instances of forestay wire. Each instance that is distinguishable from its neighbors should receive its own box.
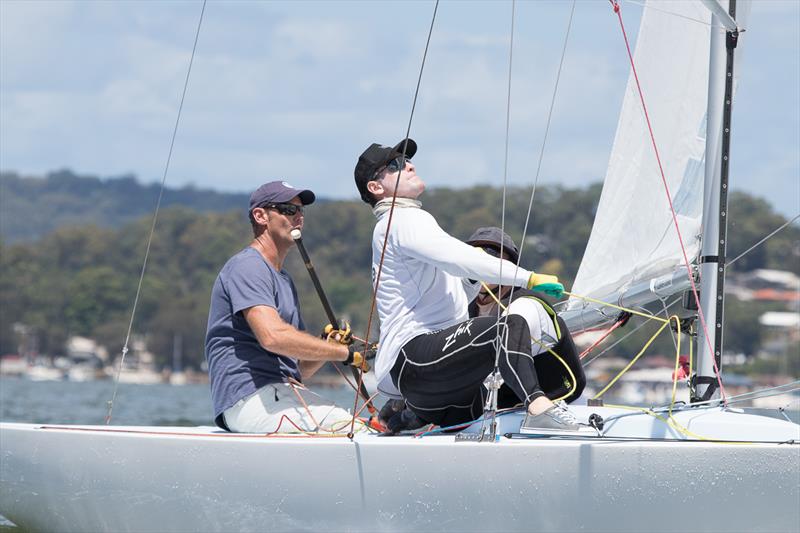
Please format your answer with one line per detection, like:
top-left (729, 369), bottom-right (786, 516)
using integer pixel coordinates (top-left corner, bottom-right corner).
top-left (105, 0), bottom-right (207, 425)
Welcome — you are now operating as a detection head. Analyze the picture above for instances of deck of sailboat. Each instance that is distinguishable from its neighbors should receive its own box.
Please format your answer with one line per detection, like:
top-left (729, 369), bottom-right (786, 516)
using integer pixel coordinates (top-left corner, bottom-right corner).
top-left (2, 405), bottom-right (798, 532)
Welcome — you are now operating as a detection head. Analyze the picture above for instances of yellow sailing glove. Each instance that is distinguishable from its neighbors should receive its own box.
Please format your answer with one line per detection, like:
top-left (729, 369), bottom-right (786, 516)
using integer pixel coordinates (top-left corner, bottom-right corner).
top-left (344, 342), bottom-right (378, 372)
top-left (527, 272), bottom-right (565, 299)
top-left (322, 322), bottom-right (352, 345)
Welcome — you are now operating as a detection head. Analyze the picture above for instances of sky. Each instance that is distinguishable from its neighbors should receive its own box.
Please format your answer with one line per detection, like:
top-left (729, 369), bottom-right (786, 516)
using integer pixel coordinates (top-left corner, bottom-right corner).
top-left (1, 0), bottom-right (798, 218)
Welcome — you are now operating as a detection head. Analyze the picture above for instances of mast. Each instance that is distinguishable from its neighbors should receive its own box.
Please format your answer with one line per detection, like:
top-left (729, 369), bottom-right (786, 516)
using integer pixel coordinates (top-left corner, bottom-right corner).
top-left (694, 0), bottom-right (739, 403)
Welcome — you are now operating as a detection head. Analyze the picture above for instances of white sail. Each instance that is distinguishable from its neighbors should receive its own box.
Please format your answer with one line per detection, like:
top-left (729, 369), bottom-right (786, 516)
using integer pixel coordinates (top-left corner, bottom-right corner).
top-left (569, 1), bottom-right (714, 312)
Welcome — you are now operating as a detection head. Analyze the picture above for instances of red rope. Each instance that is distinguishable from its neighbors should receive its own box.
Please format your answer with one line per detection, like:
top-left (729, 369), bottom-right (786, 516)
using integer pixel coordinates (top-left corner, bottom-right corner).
top-left (579, 319), bottom-right (625, 360)
top-left (608, 0), bottom-right (727, 402)
top-left (39, 424), bottom-right (352, 439)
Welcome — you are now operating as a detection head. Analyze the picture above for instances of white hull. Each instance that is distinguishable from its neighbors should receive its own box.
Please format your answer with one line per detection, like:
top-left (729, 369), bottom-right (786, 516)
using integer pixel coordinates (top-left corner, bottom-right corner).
top-left (2, 406), bottom-right (798, 532)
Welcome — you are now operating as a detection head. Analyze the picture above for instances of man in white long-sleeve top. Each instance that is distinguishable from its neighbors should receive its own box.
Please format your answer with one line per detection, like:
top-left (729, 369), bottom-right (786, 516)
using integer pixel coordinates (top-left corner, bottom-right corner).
top-left (354, 138), bottom-right (587, 433)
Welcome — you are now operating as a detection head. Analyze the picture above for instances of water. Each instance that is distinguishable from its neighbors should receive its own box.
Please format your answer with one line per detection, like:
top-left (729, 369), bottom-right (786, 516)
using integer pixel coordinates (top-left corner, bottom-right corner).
top-left (0, 376), bottom-right (362, 427)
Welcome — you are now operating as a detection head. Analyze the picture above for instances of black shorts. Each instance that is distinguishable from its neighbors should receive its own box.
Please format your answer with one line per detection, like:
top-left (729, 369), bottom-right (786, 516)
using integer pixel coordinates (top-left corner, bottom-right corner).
top-left (389, 314), bottom-right (544, 428)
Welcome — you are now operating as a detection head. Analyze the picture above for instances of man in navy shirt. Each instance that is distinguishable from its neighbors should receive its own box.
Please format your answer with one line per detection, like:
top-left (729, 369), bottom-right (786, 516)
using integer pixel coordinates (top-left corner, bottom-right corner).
top-left (205, 180), bottom-right (370, 433)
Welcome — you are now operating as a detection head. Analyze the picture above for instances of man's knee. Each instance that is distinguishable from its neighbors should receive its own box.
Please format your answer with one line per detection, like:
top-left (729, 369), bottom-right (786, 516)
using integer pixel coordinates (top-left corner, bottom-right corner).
top-left (504, 313), bottom-right (530, 347)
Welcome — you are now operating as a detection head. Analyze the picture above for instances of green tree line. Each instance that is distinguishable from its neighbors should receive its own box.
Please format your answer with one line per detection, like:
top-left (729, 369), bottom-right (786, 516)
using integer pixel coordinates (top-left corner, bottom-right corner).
top-left (1, 182), bottom-right (797, 372)
top-left (0, 170), bottom-right (248, 243)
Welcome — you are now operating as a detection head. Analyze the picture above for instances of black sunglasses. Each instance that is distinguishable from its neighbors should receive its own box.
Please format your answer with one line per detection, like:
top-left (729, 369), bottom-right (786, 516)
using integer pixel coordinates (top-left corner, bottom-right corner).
top-left (375, 156), bottom-right (407, 179)
top-left (259, 202), bottom-right (304, 216)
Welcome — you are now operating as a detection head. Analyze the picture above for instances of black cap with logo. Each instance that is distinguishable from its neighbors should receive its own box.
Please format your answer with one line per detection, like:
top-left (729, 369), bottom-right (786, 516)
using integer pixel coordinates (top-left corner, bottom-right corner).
top-left (354, 138), bottom-right (417, 203)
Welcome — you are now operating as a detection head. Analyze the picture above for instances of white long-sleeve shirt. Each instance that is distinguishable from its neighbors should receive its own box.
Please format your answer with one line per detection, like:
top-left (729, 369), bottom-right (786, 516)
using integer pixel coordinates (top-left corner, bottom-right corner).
top-left (371, 207), bottom-right (533, 398)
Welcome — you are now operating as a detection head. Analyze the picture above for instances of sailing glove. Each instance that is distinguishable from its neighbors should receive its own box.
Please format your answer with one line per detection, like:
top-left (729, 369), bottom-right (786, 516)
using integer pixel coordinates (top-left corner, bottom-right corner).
top-left (321, 322), bottom-right (352, 345)
top-left (527, 273), bottom-right (565, 299)
top-left (378, 399), bottom-right (427, 435)
top-left (344, 342), bottom-right (377, 371)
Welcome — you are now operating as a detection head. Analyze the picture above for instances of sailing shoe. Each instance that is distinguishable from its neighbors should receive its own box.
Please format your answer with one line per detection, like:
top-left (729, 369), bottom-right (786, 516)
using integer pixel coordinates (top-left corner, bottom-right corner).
top-left (520, 401), bottom-right (594, 436)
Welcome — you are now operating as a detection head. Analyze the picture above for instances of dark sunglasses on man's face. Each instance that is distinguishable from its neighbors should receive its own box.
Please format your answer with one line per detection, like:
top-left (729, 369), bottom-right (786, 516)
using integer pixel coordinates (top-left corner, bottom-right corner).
top-left (260, 202), bottom-right (304, 216)
top-left (386, 156), bottom-right (407, 173)
top-left (373, 156), bottom-right (408, 181)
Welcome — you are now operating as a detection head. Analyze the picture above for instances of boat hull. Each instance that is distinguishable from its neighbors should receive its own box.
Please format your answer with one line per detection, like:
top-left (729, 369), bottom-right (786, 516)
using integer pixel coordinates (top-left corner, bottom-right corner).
top-left (2, 408), bottom-right (799, 532)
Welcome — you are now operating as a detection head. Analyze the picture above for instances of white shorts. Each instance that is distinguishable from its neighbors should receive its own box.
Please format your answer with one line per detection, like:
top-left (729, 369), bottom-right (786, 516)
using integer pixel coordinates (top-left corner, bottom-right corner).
top-left (223, 382), bottom-right (364, 434)
top-left (503, 297), bottom-right (558, 354)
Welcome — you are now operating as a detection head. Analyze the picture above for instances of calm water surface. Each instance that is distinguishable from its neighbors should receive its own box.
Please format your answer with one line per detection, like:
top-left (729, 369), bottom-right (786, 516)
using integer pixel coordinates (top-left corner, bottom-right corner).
top-left (0, 376), bottom-right (361, 426)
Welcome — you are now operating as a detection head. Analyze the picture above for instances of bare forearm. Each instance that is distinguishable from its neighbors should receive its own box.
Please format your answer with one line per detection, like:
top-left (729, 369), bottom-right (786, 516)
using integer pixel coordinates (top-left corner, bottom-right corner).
top-left (244, 306), bottom-right (348, 362)
top-left (299, 360), bottom-right (327, 380)
top-left (267, 325), bottom-right (347, 361)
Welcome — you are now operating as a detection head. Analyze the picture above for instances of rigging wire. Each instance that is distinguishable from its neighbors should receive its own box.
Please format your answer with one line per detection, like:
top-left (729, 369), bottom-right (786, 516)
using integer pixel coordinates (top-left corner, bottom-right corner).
top-left (623, 0), bottom-right (720, 28)
top-left (509, 0), bottom-right (576, 286)
top-left (105, 0), bottom-right (207, 425)
top-left (358, 0), bottom-right (440, 435)
top-left (487, 0), bottom-right (576, 415)
top-left (717, 380), bottom-right (800, 406)
top-left (726, 213), bottom-right (800, 268)
top-left (492, 0), bottom-right (517, 380)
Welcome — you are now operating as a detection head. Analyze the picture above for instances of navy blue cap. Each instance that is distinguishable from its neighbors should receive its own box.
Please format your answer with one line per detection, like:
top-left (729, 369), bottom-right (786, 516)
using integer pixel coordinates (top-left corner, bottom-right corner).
top-left (249, 181), bottom-right (315, 214)
top-left (465, 227), bottom-right (519, 264)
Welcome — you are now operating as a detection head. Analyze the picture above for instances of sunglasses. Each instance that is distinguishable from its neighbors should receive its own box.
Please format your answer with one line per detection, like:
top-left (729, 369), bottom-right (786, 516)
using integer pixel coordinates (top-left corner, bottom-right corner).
top-left (375, 156), bottom-right (407, 179)
top-left (260, 202), bottom-right (304, 216)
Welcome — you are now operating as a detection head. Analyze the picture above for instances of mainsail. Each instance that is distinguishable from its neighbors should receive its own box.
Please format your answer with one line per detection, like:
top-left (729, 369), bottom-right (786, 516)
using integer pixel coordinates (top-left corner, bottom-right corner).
top-left (565, 1), bottom-right (746, 331)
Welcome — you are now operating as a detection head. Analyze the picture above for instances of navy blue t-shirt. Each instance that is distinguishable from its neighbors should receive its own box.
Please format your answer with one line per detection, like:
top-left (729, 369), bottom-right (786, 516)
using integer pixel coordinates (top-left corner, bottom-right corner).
top-left (205, 247), bottom-right (304, 429)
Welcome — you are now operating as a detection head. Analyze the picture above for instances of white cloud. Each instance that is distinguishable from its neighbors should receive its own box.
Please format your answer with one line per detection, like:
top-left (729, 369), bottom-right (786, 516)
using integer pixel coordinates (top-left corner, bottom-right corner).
top-left (0, 0), bottom-right (797, 219)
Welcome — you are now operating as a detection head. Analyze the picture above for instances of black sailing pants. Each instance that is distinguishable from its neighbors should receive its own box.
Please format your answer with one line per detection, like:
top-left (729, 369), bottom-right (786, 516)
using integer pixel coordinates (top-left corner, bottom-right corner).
top-left (389, 314), bottom-right (545, 428)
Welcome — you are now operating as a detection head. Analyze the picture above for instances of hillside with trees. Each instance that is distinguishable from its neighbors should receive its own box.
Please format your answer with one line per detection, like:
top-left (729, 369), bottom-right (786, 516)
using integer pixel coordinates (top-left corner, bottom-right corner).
top-left (1, 173), bottom-right (797, 374)
top-left (0, 170), bottom-right (248, 243)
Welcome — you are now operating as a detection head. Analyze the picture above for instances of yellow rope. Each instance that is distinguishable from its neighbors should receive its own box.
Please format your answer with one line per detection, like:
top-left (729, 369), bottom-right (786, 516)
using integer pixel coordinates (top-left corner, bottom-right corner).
top-left (592, 318), bottom-right (671, 399)
top-left (601, 403), bottom-right (753, 444)
top-left (563, 290), bottom-right (670, 323)
top-left (483, 285), bottom-right (747, 443)
top-left (668, 316), bottom-right (681, 419)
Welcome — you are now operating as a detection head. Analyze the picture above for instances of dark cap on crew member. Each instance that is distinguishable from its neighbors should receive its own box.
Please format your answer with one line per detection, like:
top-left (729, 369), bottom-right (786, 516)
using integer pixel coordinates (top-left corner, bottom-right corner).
top-left (354, 138), bottom-right (417, 203)
top-left (465, 227), bottom-right (520, 264)
top-left (248, 180), bottom-right (316, 215)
